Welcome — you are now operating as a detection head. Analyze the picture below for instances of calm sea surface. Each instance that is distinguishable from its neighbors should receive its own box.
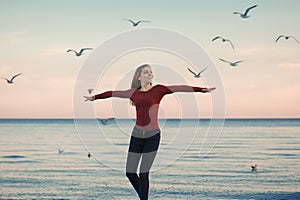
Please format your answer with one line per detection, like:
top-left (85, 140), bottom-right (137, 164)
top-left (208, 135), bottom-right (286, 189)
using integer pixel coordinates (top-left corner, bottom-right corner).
top-left (0, 119), bottom-right (299, 200)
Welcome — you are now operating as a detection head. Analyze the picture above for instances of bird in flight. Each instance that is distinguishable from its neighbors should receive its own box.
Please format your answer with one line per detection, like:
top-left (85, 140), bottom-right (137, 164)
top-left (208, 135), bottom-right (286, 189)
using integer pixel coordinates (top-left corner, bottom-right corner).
top-left (219, 58), bottom-right (243, 67)
top-left (98, 118), bottom-right (115, 125)
top-left (275, 35), bottom-right (299, 43)
top-left (1, 73), bottom-right (22, 84)
top-left (66, 48), bottom-right (93, 56)
top-left (123, 19), bottom-right (150, 27)
top-left (187, 67), bottom-right (207, 78)
top-left (212, 36), bottom-right (235, 50)
top-left (233, 5), bottom-right (258, 18)
top-left (87, 89), bottom-right (94, 94)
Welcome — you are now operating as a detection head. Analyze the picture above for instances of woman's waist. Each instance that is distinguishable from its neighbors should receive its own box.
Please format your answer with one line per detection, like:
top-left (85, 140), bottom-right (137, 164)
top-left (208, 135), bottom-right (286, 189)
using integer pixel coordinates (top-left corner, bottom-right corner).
top-left (132, 126), bottom-right (160, 138)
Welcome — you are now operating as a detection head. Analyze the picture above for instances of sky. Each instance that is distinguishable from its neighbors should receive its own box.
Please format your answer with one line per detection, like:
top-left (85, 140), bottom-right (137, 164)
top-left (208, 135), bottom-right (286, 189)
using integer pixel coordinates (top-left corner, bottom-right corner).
top-left (0, 0), bottom-right (299, 119)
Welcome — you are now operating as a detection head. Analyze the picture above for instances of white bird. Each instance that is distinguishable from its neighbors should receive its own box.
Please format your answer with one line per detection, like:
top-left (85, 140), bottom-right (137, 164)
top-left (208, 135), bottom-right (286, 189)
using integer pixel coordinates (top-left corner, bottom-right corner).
top-left (1, 73), bottom-right (22, 84)
top-left (275, 35), bottom-right (299, 43)
top-left (219, 58), bottom-right (243, 67)
top-left (87, 89), bottom-right (94, 94)
top-left (233, 5), bottom-right (258, 18)
top-left (212, 36), bottom-right (235, 50)
top-left (251, 164), bottom-right (258, 172)
top-left (123, 19), bottom-right (150, 27)
top-left (58, 149), bottom-right (64, 154)
top-left (66, 48), bottom-right (93, 56)
top-left (187, 67), bottom-right (207, 78)
top-left (98, 118), bottom-right (114, 125)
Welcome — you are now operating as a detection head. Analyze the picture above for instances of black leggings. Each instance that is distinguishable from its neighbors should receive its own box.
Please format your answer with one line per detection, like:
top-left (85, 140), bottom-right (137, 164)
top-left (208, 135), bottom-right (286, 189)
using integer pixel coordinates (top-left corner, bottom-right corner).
top-left (126, 129), bottom-right (161, 200)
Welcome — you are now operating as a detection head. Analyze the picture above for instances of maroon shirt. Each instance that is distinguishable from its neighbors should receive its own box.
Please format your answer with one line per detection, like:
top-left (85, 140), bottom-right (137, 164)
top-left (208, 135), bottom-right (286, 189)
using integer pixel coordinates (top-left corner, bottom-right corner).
top-left (94, 84), bottom-right (206, 130)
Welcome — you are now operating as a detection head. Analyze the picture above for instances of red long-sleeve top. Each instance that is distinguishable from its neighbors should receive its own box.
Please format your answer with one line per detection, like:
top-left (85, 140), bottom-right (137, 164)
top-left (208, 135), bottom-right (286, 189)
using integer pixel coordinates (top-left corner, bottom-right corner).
top-left (94, 84), bottom-right (206, 130)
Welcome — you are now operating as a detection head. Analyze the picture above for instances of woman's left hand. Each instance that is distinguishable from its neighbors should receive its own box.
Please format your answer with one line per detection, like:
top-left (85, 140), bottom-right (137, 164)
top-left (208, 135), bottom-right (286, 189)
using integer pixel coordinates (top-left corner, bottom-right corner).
top-left (203, 87), bottom-right (216, 93)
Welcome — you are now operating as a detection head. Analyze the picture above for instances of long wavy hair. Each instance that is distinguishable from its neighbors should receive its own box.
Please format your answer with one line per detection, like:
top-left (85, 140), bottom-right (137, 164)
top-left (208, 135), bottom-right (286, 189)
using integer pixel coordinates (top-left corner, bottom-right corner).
top-left (130, 64), bottom-right (152, 105)
top-left (131, 64), bottom-right (151, 89)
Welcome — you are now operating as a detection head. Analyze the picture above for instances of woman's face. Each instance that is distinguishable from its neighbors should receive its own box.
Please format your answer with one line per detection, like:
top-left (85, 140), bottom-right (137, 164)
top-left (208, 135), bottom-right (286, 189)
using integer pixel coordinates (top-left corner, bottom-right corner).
top-left (138, 66), bottom-right (153, 85)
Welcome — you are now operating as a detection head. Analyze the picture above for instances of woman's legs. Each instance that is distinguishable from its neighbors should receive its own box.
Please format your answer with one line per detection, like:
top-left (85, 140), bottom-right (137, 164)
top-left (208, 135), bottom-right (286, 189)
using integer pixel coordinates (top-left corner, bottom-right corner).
top-left (126, 133), bottom-right (160, 200)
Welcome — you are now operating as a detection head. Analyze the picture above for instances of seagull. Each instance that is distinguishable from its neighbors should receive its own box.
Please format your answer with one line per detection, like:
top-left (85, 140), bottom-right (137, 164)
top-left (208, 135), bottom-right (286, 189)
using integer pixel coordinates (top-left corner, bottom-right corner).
top-left (66, 48), bottom-right (93, 56)
top-left (219, 58), bottom-right (243, 67)
top-left (123, 19), bottom-right (150, 27)
top-left (212, 36), bottom-right (235, 50)
top-left (58, 149), bottom-right (64, 154)
top-left (233, 5), bottom-right (258, 18)
top-left (88, 152), bottom-right (91, 158)
top-left (251, 164), bottom-right (258, 172)
top-left (275, 35), bottom-right (299, 43)
top-left (98, 118), bottom-right (115, 125)
top-left (187, 67), bottom-right (207, 78)
top-left (87, 89), bottom-right (94, 94)
top-left (1, 73), bottom-right (22, 84)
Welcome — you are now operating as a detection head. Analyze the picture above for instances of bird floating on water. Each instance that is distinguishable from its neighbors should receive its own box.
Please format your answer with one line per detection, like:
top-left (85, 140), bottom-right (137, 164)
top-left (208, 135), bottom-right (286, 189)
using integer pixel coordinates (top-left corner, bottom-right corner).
top-left (123, 19), bottom-right (150, 27)
top-left (251, 164), bottom-right (258, 172)
top-left (58, 149), bottom-right (64, 154)
top-left (219, 58), bottom-right (243, 67)
top-left (67, 48), bottom-right (93, 56)
top-left (212, 36), bottom-right (235, 50)
top-left (1, 73), bottom-right (22, 84)
top-left (275, 35), bottom-right (299, 43)
top-left (88, 152), bottom-right (91, 158)
top-left (233, 5), bottom-right (258, 19)
top-left (187, 67), bottom-right (207, 78)
top-left (98, 118), bottom-right (115, 125)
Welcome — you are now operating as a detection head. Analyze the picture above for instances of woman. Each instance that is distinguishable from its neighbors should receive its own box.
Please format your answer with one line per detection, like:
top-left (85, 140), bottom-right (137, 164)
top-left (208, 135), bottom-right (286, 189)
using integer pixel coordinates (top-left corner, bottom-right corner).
top-left (84, 64), bottom-right (215, 200)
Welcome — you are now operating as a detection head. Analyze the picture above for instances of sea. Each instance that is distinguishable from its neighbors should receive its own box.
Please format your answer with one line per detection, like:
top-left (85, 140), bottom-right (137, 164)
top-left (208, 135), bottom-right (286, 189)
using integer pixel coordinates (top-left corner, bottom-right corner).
top-left (0, 118), bottom-right (299, 200)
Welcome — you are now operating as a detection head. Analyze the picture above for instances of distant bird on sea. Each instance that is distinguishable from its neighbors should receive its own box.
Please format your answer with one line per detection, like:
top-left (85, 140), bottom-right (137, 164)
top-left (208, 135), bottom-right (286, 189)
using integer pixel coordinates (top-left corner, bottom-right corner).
top-left (58, 149), bottom-right (64, 154)
top-left (187, 67), bottom-right (207, 78)
top-left (66, 48), bottom-right (93, 56)
top-left (233, 5), bottom-right (258, 18)
top-left (219, 58), bottom-right (243, 67)
top-left (87, 152), bottom-right (91, 158)
top-left (212, 36), bottom-right (235, 50)
top-left (87, 89), bottom-right (94, 94)
top-left (98, 118), bottom-right (115, 125)
top-left (275, 35), bottom-right (299, 43)
top-left (1, 73), bottom-right (22, 84)
top-left (251, 164), bottom-right (258, 172)
top-left (123, 19), bottom-right (150, 27)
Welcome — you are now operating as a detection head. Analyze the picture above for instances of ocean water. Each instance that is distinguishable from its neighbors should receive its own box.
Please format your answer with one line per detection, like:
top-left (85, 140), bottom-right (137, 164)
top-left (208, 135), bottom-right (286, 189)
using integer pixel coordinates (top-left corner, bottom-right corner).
top-left (0, 119), bottom-right (300, 200)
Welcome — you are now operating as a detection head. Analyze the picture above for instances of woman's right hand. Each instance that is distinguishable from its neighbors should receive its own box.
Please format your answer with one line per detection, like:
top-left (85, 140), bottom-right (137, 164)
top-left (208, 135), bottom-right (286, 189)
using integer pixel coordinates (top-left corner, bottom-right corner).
top-left (84, 96), bottom-right (95, 101)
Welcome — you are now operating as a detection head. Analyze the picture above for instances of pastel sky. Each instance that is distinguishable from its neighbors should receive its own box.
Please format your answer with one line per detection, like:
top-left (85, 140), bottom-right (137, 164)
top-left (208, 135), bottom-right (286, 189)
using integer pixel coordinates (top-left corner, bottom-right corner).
top-left (0, 0), bottom-right (299, 118)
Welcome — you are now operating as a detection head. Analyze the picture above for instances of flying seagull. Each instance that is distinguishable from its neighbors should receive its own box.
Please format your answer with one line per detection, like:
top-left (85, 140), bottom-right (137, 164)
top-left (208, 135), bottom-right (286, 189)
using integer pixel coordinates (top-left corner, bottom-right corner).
top-left (275, 35), bottom-right (299, 43)
top-left (87, 89), bottom-right (94, 94)
top-left (251, 164), bottom-right (258, 172)
top-left (1, 73), bottom-right (22, 84)
top-left (212, 36), bottom-right (235, 50)
top-left (219, 58), bottom-right (243, 67)
top-left (123, 19), bottom-right (150, 27)
top-left (98, 118), bottom-right (115, 125)
top-left (233, 5), bottom-right (258, 18)
top-left (66, 48), bottom-right (93, 56)
top-left (187, 67), bottom-right (207, 78)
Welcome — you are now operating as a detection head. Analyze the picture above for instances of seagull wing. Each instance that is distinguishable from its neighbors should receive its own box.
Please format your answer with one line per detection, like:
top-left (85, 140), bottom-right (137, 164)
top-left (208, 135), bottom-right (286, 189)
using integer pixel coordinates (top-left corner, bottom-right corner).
top-left (199, 67), bottom-right (207, 75)
top-left (212, 36), bottom-right (221, 41)
top-left (123, 18), bottom-right (135, 25)
top-left (290, 36), bottom-right (299, 43)
top-left (79, 48), bottom-right (93, 54)
top-left (244, 5), bottom-right (258, 15)
top-left (275, 35), bottom-right (284, 43)
top-left (226, 39), bottom-right (235, 50)
top-left (219, 58), bottom-right (231, 64)
top-left (187, 68), bottom-right (197, 76)
top-left (234, 60), bottom-right (243, 64)
top-left (10, 73), bottom-right (22, 81)
top-left (67, 49), bottom-right (78, 54)
top-left (0, 77), bottom-right (9, 81)
top-left (233, 12), bottom-right (242, 15)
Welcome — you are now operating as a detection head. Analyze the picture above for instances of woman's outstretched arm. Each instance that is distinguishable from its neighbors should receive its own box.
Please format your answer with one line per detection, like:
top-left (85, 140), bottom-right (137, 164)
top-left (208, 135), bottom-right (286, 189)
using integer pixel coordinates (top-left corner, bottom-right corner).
top-left (84, 89), bottom-right (134, 101)
top-left (161, 85), bottom-right (215, 95)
